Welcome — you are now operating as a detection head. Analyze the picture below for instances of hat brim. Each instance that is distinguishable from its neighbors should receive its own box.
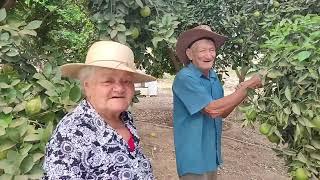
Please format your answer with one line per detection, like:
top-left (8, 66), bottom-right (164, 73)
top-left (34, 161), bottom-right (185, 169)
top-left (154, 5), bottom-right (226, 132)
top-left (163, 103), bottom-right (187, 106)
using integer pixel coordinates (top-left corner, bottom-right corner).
top-left (60, 61), bottom-right (156, 83)
top-left (176, 29), bottom-right (227, 65)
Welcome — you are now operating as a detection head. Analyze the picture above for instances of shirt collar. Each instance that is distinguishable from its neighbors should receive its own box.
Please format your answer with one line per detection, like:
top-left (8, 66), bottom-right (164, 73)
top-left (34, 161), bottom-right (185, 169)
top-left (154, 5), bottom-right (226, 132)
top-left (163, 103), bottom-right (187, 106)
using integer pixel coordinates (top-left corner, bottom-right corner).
top-left (187, 63), bottom-right (218, 80)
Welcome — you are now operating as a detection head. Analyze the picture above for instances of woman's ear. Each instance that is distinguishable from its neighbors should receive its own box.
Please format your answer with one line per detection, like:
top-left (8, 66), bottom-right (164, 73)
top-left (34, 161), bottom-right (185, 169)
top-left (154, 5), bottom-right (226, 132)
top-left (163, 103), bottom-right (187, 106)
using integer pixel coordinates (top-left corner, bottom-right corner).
top-left (186, 48), bottom-right (193, 61)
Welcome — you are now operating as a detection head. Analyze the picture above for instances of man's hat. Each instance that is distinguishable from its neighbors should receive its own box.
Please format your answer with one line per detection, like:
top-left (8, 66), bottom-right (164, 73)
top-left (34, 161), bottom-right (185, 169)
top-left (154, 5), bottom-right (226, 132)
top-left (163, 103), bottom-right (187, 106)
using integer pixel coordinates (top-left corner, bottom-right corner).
top-left (60, 41), bottom-right (156, 83)
top-left (176, 25), bottom-right (227, 65)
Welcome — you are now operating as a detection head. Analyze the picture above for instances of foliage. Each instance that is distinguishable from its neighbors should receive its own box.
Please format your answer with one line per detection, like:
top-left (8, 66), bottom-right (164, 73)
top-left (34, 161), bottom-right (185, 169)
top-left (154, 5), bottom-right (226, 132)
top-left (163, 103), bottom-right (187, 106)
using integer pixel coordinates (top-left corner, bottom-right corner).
top-left (15, 0), bottom-right (96, 65)
top-left (241, 14), bottom-right (320, 179)
top-left (89, 0), bottom-right (188, 77)
top-left (0, 0), bottom-right (89, 177)
top-left (185, 0), bottom-right (319, 82)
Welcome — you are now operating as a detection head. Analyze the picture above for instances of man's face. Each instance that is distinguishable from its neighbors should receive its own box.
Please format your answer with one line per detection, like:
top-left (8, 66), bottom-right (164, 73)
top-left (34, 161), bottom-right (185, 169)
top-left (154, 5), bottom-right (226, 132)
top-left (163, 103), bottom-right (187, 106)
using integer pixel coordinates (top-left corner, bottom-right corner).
top-left (84, 68), bottom-right (135, 115)
top-left (186, 39), bottom-right (216, 74)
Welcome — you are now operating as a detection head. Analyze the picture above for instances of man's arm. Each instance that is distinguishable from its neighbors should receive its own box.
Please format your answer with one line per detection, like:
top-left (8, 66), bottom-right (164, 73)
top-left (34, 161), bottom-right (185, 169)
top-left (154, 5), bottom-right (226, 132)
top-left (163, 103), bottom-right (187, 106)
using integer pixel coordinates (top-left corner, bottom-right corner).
top-left (204, 75), bottom-right (262, 118)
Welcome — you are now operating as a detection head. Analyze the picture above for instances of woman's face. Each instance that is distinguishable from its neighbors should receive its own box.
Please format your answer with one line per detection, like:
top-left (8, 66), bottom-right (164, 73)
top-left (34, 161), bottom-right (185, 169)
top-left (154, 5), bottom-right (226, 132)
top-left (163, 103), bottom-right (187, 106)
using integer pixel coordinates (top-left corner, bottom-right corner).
top-left (84, 68), bottom-right (135, 115)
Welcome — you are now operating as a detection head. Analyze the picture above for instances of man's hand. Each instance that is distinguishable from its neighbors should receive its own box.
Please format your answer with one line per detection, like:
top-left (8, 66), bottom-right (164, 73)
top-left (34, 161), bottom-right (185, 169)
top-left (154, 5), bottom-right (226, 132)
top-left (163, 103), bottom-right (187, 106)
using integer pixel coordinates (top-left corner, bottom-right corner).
top-left (236, 74), bottom-right (262, 90)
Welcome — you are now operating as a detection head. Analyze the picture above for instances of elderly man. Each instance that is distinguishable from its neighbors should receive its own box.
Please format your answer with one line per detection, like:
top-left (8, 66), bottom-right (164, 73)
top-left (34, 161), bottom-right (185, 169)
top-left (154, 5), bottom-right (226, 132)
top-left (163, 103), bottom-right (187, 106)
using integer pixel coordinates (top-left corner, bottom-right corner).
top-left (172, 25), bottom-right (262, 180)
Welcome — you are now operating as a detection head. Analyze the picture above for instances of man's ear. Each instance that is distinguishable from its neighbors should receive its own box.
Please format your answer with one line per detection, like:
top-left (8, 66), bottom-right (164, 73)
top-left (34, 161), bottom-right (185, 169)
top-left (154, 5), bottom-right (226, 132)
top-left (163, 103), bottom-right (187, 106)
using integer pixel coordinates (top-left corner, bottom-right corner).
top-left (186, 48), bottom-right (193, 61)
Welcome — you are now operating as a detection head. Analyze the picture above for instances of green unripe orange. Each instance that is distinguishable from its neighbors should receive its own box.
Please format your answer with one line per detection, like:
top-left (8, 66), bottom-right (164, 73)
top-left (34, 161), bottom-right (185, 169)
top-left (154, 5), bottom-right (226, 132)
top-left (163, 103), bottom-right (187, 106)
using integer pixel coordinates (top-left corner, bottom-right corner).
top-left (259, 123), bottom-right (271, 135)
top-left (131, 27), bottom-right (140, 39)
top-left (253, 11), bottom-right (261, 17)
top-left (267, 133), bottom-right (280, 144)
top-left (273, 1), bottom-right (280, 8)
top-left (140, 6), bottom-right (151, 17)
top-left (25, 96), bottom-right (42, 115)
top-left (295, 168), bottom-right (308, 180)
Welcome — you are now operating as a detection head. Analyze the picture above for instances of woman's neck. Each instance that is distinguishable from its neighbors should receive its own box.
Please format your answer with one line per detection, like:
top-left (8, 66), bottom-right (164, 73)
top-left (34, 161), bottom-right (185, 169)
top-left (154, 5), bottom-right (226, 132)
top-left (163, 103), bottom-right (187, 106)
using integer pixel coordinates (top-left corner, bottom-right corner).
top-left (100, 111), bottom-right (125, 129)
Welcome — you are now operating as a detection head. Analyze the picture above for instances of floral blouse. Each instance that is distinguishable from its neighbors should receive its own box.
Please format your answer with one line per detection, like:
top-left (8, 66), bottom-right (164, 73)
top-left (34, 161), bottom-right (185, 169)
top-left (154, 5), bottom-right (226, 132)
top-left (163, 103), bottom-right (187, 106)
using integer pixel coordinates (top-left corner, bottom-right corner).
top-left (42, 100), bottom-right (154, 180)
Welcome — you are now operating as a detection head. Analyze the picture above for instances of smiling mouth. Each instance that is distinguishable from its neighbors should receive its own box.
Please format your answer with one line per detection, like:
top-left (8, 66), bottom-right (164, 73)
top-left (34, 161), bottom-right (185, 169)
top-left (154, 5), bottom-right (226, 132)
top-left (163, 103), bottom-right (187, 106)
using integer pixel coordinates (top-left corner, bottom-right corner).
top-left (111, 96), bottom-right (125, 98)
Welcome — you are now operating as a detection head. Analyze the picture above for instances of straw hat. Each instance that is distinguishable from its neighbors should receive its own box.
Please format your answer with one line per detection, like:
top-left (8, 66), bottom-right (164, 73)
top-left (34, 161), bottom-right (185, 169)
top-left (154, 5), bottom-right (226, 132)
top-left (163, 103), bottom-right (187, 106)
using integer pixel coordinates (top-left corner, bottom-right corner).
top-left (61, 41), bottom-right (156, 83)
top-left (176, 25), bottom-right (228, 65)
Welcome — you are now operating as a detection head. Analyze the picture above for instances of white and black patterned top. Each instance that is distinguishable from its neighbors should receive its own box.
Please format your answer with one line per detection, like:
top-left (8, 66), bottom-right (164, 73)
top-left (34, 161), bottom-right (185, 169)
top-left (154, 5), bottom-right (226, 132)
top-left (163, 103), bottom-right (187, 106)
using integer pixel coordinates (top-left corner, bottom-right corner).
top-left (42, 100), bottom-right (154, 180)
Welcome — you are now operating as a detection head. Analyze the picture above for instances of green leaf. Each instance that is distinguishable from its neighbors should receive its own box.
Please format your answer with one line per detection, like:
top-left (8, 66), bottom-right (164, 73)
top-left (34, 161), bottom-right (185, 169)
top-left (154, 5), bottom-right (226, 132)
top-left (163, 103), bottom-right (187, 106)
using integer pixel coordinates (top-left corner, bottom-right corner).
top-left (13, 175), bottom-right (28, 180)
top-left (292, 103), bottom-right (301, 115)
top-left (152, 37), bottom-right (163, 48)
top-left (281, 148), bottom-right (297, 156)
top-left (20, 155), bottom-right (34, 173)
top-left (33, 73), bottom-right (45, 80)
top-left (304, 145), bottom-right (316, 151)
top-left (296, 152), bottom-right (308, 164)
top-left (311, 140), bottom-right (320, 149)
top-left (9, 117), bottom-right (27, 128)
top-left (267, 70), bottom-right (283, 79)
top-left (165, 29), bottom-right (174, 38)
top-left (0, 141), bottom-right (16, 151)
top-left (110, 29), bottom-right (117, 39)
top-left (41, 121), bottom-right (53, 143)
top-left (7, 128), bottom-right (20, 142)
top-left (23, 133), bottom-right (40, 142)
top-left (284, 86), bottom-right (291, 102)
top-left (0, 82), bottom-right (11, 89)
top-left (273, 96), bottom-right (282, 107)
top-left (0, 8), bottom-right (6, 22)
top-left (116, 24), bottom-right (126, 32)
top-left (19, 144), bottom-right (33, 155)
top-left (6, 49), bottom-right (19, 57)
top-left (135, 0), bottom-right (144, 7)
top-left (295, 51), bottom-right (311, 62)
top-left (32, 153), bottom-right (44, 163)
top-left (0, 126), bottom-right (5, 136)
top-left (0, 174), bottom-right (13, 180)
top-left (0, 113), bottom-right (12, 128)
top-left (37, 79), bottom-right (56, 91)
top-left (310, 153), bottom-right (320, 161)
top-left (24, 20), bottom-right (42, 30)
top-left (69, 85), bottom-right (81, 102)
top-left (12, 102), bottom-right (26, 113)
top-left (43, 63), bottom-right (52, 78)
top-left (116, 33), bottom-right (126, 44)
top-left (18, 29), bottom-right (37, 36)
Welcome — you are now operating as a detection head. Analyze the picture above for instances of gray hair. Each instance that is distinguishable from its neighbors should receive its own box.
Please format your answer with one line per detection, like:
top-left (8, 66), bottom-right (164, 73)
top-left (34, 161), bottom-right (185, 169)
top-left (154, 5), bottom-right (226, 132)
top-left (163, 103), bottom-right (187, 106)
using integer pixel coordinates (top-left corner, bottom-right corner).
top-left (78, 66), bottom-right (97, 82)
top-left (78, 66), bottom-right (99, 95)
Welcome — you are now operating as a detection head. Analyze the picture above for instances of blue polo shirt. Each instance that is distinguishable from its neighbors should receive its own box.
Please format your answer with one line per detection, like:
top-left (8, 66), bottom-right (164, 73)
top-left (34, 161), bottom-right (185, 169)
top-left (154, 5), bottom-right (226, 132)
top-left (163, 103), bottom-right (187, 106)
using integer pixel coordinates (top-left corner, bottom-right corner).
top-left (172, 63), bottom-right (224, 176)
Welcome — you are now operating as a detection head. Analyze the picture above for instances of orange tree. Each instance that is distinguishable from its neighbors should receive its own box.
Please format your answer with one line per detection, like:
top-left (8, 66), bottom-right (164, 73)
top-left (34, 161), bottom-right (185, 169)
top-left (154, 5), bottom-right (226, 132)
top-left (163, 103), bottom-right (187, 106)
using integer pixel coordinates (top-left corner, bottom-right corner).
top-left (185, 0), bottom-right (319, 83)
top-left (88, 0), bottom-right (188, 77)
top-left (0, 0), bottom-right (95, 178)
top-left (241, 14), bottom-right (320, 180)
top-left (0, 0), bottom-right (195, 178)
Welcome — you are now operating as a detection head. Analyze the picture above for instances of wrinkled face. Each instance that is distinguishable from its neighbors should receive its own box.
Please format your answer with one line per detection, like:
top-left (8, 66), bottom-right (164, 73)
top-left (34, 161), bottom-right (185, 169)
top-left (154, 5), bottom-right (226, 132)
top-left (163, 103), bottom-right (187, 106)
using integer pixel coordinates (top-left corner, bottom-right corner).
top-left (84, 68), bottom-right (135, 115)
top-left (186, 39), bottom-right (216, 74)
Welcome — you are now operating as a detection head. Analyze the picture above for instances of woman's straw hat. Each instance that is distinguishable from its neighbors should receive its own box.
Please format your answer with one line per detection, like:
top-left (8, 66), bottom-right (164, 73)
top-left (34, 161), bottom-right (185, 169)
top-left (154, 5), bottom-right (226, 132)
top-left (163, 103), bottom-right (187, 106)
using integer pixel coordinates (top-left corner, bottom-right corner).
top-left (60, 41), bottom-right (156, 83)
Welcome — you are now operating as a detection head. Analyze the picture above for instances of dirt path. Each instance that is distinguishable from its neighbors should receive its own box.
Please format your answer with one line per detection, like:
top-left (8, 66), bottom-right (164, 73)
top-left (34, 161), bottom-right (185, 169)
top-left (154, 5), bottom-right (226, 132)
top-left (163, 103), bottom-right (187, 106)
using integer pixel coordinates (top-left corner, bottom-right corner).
top-left (131, 74), bottom-right (290, 180)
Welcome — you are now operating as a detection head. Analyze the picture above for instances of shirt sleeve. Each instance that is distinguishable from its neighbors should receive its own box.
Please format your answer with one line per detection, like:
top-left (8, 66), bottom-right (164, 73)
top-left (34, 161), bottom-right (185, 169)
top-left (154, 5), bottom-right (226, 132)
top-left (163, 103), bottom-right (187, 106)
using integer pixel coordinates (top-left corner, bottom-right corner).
top-left (173, 74), bottom-right (212, 115)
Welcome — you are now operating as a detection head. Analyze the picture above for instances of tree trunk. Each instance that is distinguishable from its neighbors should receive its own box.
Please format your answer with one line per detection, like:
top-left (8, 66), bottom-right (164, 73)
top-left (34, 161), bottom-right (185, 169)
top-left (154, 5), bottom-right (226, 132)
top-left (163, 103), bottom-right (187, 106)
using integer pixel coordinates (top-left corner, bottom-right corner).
top-left (1, 0), bottom-right (17, 10)
top-left (167, 47), bottom-right (182, 73)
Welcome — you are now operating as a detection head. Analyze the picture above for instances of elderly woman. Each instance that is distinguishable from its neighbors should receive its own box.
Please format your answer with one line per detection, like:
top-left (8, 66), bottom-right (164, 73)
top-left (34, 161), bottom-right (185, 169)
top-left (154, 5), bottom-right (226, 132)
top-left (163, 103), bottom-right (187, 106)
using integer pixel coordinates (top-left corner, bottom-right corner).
top-left (42, 41), bottom-right (156, 179)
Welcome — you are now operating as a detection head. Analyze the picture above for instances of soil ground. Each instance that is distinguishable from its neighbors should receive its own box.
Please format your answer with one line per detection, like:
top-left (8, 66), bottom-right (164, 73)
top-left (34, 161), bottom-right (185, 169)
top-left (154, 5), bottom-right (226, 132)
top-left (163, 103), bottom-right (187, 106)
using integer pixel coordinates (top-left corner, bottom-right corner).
top-left (131, 73), bottom-right (290, 180)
